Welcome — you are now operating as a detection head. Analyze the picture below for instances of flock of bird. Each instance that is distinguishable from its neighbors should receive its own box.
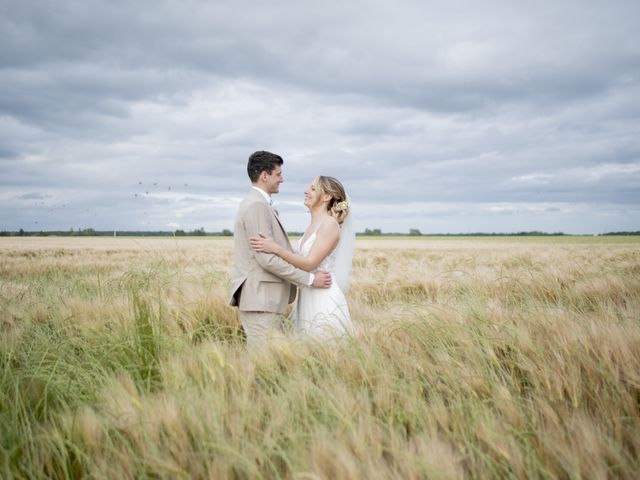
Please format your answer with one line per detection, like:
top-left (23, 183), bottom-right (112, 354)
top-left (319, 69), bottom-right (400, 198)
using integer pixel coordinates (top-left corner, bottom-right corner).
top-left (133, 181), bottom-right (189, 198)
top-left (28, 181), bottom-right (191, 228)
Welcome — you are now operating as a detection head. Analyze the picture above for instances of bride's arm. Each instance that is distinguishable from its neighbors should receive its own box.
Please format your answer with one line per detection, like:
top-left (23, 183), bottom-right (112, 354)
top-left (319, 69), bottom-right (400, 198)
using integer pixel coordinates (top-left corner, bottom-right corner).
top-left (251, 219), bottom-right (340, 272)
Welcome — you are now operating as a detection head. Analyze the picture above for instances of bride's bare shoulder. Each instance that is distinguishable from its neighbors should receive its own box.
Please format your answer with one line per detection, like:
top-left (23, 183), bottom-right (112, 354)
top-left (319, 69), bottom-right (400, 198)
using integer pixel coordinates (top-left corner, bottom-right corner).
top-left (317, 216), bottom-right (340, 239)
top-left (322, 216), bottom-right (339, 229)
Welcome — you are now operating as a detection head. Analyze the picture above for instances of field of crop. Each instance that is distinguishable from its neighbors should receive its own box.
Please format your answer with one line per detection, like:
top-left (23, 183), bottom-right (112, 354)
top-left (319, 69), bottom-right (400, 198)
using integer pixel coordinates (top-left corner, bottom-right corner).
top-left (1, 236), bottom-right (639, 479)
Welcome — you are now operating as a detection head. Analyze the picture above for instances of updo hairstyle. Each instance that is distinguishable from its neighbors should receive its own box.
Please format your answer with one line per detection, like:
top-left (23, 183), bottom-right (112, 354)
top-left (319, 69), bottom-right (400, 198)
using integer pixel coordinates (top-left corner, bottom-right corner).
top-left (314, 176), bottom-right (349, 225)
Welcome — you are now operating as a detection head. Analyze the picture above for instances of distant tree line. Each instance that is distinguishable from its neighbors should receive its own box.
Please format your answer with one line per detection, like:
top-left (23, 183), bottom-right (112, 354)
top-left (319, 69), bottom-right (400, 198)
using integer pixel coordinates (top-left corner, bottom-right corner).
top-left (0, 228), bottom-right (233, 237)
top-left (414, 231), bottom-right (570, 237)
top-left (356, 229), bottom-right (573, 237)
top-left (600, 231), bottom-right (640, 236)
top-left (1, 228), bottom-right (638, 237)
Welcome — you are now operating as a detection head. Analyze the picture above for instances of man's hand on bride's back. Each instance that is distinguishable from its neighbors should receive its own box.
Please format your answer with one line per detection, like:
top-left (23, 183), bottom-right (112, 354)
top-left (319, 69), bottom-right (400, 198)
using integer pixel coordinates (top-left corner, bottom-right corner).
top-left (312, 271), bottom-right (332, 289)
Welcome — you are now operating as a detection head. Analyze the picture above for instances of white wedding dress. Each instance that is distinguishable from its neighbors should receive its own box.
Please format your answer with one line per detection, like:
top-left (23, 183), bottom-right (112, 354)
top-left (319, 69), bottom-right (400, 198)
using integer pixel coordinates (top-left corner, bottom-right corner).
top-left (289, 228), bottom-right (354, 341)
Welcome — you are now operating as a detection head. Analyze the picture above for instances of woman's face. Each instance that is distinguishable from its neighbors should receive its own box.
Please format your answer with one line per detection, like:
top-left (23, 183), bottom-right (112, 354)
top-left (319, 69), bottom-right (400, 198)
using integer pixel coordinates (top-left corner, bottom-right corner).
top-left (304, 179), bottom-right (325, 209)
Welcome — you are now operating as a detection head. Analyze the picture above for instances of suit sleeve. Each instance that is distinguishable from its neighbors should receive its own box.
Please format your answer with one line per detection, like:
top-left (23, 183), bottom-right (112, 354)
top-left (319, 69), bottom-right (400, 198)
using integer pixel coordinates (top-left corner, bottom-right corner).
top-left (243, 201), bottom-right (311, 287)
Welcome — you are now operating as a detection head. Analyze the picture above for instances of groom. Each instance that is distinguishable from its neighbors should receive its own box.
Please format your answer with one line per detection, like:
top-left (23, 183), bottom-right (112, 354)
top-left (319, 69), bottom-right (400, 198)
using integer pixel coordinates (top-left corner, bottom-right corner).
top-left (230, 151), bottom-right (332, 348)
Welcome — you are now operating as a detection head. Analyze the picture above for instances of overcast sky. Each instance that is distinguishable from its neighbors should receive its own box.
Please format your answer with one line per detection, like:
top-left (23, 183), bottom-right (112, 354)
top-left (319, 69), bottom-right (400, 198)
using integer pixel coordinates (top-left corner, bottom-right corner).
top-left (1, 0), bottom-right (639, 234)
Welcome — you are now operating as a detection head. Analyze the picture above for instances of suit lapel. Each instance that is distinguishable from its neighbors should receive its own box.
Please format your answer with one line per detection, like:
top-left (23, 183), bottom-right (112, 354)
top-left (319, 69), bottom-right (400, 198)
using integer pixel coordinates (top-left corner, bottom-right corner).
top-left (248, 188), bottom-right (291, 247)
top-left (271, 206), bottom-right (290, 242)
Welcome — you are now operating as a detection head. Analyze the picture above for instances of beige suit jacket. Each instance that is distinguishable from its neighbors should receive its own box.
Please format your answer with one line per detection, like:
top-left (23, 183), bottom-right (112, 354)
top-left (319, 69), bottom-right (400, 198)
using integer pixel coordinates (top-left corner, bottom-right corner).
top-left (229, 188), bottom-right (310, 314)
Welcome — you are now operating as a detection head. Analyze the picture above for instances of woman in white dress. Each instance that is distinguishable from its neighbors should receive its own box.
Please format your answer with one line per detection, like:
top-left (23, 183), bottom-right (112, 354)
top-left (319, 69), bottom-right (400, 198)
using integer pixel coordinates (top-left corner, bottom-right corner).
top-left (250, 176), bottom-right (355, 341)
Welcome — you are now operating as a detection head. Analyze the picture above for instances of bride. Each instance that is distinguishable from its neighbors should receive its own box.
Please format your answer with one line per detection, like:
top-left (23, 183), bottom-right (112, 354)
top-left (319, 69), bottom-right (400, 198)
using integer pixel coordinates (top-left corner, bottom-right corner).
top-left (250, 175), bottom-right (355, 340)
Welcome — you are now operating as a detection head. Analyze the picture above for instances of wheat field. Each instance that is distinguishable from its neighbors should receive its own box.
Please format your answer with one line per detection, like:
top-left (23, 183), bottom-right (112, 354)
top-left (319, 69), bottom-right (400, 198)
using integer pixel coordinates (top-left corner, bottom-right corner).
top-left (1, 236), bottom-right (639, 479)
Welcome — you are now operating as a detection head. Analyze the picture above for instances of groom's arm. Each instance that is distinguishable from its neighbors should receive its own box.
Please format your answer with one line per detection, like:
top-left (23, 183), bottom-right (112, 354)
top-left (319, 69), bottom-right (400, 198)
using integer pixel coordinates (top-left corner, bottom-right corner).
top-left (243, 202), bottom-right (314, 287)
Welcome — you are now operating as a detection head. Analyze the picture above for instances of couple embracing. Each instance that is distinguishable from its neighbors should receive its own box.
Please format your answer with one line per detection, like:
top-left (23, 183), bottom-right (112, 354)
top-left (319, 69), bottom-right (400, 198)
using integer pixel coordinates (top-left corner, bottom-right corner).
top-left (229, 151), bottom-right (355, 348)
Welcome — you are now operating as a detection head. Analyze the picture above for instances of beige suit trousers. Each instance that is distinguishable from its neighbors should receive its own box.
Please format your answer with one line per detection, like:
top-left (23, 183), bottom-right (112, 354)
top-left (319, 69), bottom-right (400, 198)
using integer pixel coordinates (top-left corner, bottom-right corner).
top-left (239, 311), bottom-right (287, 349)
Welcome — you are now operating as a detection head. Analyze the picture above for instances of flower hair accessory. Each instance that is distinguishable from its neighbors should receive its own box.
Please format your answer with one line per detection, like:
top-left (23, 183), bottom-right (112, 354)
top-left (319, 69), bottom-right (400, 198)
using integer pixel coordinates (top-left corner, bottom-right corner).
top-left (335, 200), bottom-right (349, 212)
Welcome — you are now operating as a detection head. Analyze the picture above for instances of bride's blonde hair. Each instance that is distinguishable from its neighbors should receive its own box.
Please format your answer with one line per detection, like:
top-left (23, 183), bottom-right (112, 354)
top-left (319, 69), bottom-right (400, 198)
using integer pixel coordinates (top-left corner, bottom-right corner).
top-left (314, 176), bottom-right (349, 225)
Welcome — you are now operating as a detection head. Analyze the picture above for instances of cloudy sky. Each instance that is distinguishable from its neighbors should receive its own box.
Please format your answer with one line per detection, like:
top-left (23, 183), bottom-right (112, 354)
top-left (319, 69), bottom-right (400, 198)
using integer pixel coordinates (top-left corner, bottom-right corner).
top-left (1, 0), bottom-right (639, 234)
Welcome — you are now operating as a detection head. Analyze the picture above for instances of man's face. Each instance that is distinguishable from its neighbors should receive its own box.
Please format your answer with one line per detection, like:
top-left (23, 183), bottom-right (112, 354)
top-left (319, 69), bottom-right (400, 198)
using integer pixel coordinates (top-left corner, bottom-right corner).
top-left (263, 165), bottom-right (283, 194)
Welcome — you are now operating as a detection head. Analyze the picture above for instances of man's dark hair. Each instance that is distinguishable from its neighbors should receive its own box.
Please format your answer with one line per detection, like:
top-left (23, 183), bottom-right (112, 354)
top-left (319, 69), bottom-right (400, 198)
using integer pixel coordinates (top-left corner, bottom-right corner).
top-left (247, 151), bottom-right (283, 183)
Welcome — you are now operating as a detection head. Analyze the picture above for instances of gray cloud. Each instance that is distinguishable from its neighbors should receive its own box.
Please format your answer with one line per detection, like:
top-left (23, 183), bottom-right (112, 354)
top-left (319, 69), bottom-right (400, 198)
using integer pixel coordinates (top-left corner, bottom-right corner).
top-left (1, 0), bottom-right (639, 233)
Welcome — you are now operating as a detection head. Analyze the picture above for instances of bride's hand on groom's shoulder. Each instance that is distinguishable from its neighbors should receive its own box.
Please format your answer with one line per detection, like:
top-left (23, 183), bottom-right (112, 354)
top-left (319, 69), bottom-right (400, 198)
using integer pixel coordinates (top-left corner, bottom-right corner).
top-left (249, 232), bottom-right (278, 254)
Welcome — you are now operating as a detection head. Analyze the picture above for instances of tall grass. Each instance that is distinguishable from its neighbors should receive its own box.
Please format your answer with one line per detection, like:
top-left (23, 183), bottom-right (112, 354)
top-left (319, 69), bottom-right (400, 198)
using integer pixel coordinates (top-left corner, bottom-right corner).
top-left (0, 237), bottom-right (639, 478)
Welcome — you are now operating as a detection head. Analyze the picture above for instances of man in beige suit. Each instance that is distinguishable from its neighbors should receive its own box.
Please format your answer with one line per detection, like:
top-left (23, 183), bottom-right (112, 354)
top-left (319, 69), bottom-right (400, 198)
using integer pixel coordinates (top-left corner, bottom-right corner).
top-left (230, 151), bottom-right (332, 347)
